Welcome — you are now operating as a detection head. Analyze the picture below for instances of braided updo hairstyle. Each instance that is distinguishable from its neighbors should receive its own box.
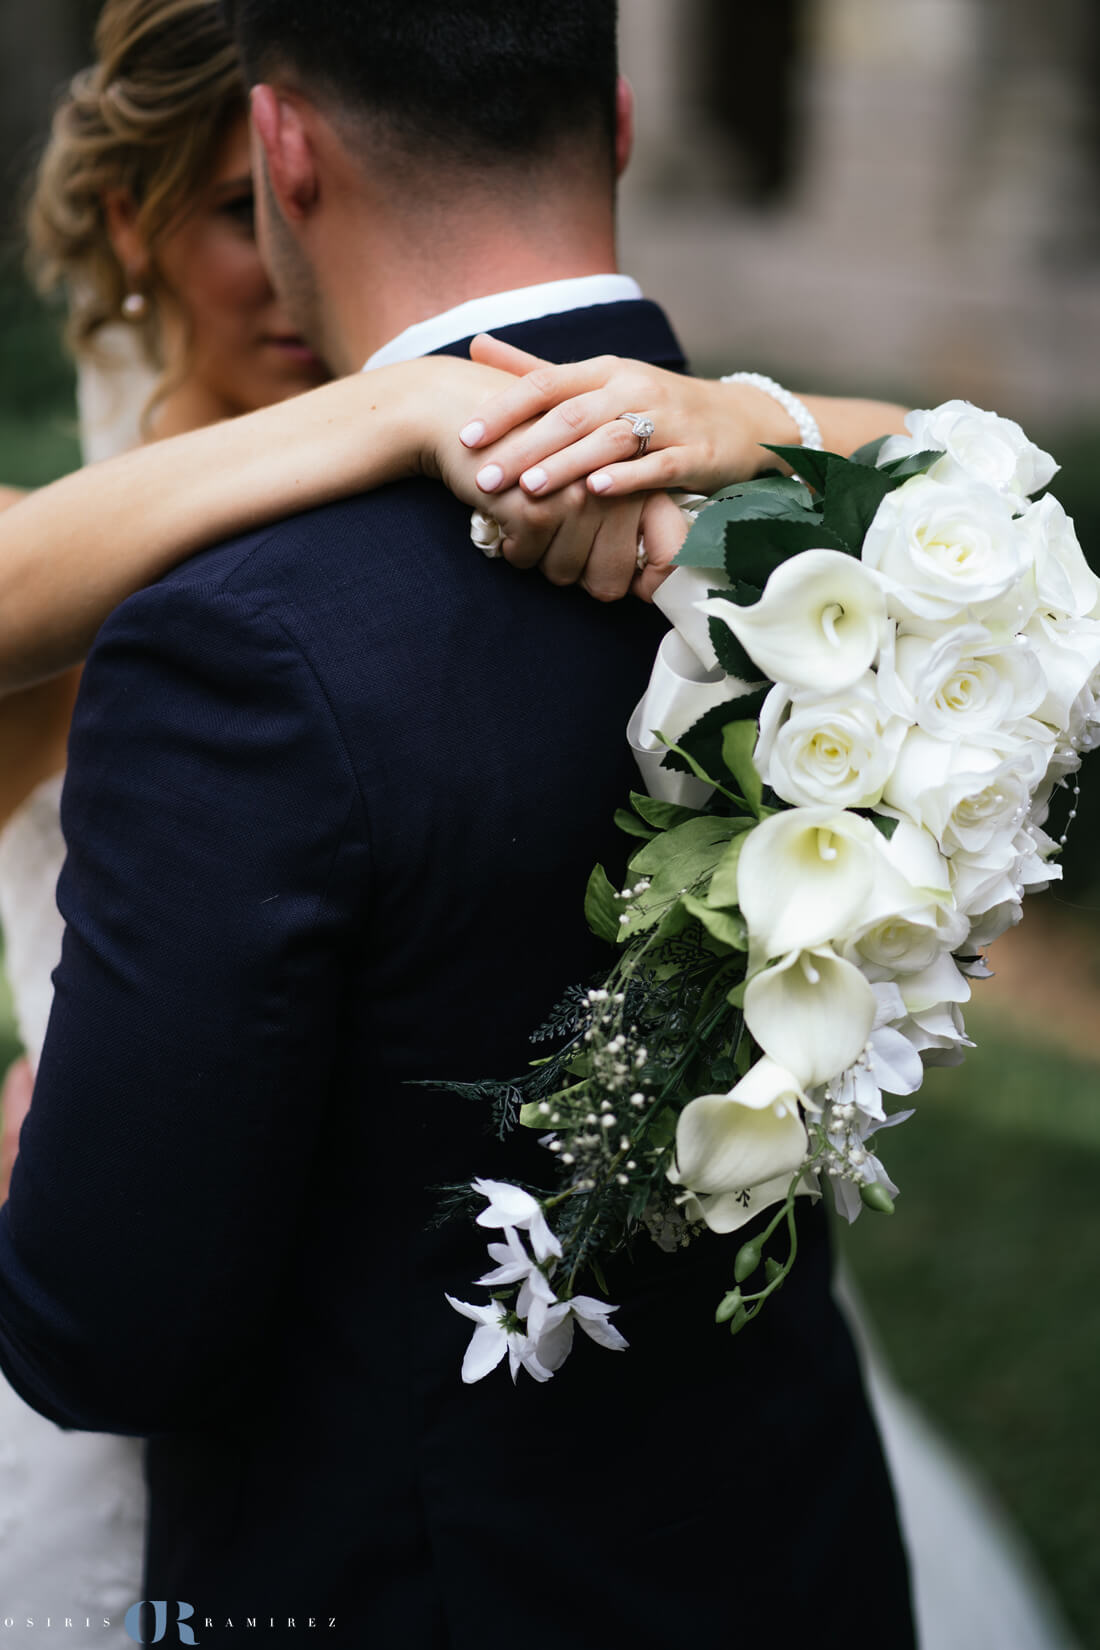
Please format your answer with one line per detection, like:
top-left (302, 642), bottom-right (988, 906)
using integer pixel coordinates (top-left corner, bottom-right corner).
top-left (27, 0), bottom-right (244, 367)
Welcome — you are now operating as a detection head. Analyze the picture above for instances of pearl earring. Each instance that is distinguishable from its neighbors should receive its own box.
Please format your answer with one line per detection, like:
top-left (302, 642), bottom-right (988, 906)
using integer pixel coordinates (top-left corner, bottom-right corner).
top-left (121, 290), bottom-right (148, 320)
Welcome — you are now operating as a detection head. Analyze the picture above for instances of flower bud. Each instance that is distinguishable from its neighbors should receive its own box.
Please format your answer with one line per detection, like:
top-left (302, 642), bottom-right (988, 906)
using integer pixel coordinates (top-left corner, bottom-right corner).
top-left (734, 1239), bottom-right (763, 1283)
top-left (860, 1183), bottom-right (896, 1215)
top-left (715, 1288), bottom-right (743, 1324)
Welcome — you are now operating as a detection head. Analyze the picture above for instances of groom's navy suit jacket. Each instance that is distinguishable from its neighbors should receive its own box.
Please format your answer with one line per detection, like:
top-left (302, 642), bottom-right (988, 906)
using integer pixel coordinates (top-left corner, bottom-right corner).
top-left (0, 301), bottom-right (911, 1648)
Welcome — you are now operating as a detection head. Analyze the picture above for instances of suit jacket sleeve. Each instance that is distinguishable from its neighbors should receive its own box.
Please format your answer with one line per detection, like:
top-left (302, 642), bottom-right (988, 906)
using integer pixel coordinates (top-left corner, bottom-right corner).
top-left (0, 571), bottom-right (367, 1434)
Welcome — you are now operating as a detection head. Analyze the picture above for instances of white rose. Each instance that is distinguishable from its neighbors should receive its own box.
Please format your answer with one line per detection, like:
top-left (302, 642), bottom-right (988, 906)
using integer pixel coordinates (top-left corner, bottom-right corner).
top-left (883, 726), bottom-right (1051, 856)
top-left (956, 823), bottom-right (1062, 945)
top-left (1023, 609), bottom-right (1100, 734)
top-left (845, 820), bottom-right (967, 977)
top-left (754, 673), bottom-right (907, 811)
top-left (878, 400), bottom-right (1057, 503)
top-left (862, 474), bottom-right (1028, 624)
top-left (697, 549), bottom-right (887, 694)
top-left (877, 621), bottom-right (1043, 742)
top-left (1019, 493), bottom-right (1100, 620)
top-left (737, 806), bottom-right (884, 959)
top-left (670, 1059), bottom-right (809, 1198)
top-left (743, 946), bottom-right (877, 1090)
top-left (948, 832), bottom-right (1020, 919)
top-left (882, 954), bottom-right (974, 1067)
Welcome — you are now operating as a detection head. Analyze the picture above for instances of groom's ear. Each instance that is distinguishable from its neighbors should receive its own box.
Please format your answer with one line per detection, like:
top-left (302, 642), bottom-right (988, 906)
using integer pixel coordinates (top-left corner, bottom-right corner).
top-left (249, 85), bottom-right (320, 222)
top-left (614, 76), bottom-right (635, 179)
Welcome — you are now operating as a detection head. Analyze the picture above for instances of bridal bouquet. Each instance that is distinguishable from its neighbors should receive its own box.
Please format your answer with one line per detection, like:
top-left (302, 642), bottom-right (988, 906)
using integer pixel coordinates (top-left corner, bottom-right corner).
top-left (448, 401), bottom-right (1100, 1385)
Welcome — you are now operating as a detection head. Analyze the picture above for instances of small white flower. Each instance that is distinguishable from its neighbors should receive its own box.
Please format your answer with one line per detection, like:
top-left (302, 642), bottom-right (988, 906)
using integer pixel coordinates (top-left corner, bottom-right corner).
top-left (475, 1225), bottom-right (539, 1289)
top-left (472, 1178), bottom-right (562, 1261)
top-left (445, 1295), bottom-right (554, 1384)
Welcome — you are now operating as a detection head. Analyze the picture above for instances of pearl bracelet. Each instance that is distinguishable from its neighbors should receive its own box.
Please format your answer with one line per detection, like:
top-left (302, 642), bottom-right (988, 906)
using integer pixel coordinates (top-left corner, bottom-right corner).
top-left (720, 371), bottom-right (823, 453)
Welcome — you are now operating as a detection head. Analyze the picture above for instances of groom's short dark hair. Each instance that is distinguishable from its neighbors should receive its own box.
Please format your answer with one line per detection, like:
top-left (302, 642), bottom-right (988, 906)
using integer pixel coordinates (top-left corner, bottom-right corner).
top-left (220, 0), bottom-right (619, 172)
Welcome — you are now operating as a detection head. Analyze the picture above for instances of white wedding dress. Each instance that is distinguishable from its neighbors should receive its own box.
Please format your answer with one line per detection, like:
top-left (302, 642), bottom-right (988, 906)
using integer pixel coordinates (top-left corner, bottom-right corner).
top-left (0, 776), bottom-right (145, 1642)
top-left (0, 329), bottom-right (153, 1642)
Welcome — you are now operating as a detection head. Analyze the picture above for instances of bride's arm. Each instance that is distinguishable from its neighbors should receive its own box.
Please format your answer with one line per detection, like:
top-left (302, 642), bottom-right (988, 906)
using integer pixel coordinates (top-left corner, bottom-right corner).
top-left (451, 336), bottom-right (911, 584)
top-left (0, 356), bottom-right (514, 692)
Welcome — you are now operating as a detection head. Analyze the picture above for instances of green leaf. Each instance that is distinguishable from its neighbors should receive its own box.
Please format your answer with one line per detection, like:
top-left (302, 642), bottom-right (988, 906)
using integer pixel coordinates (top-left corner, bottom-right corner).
top-left (708, 475), bottom-right (817, 513)
top-left (623, 816), bottom-right (746, 939)
top-left (654, 726), bottom-right (744, 802)
top-left (519, 1100), bottom-right (547, 1129)
top-left (707, 830), bottom-right (748, 910)
top-left (721, 720), bottom-right (764, 817)
top-left (850, 435), bottom-right (891, 468)
top-left (584, 863), bottom-right (625, 944)
top-left (727, 981), bottom-right (747, 1010)
top-left (870, 812), bottom-right (900, 841)
top-left (676, 482), bottom-right (818, 571)
top-left (821, 458), bottom-right (895, 549)
top-left (628, 791), bottom-right (707, 832)
top-left (660, 691), bottom-right (770, 788)
top-left (878, 448), bottom-right (942, 482)
top-left (707, 601), bottom-right (765, 683)
top-left (723, 515), bottom-right (851, 586)
top-left (760, 444), bottom-right (852, 494)
top-left (681, 893), bottom-right (748, 951)
top-left (614, 807), bottom-right (657, 841)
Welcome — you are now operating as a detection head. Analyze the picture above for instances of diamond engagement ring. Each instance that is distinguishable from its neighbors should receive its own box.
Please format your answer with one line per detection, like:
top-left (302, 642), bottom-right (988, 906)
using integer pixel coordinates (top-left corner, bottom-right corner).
top-left (615, 412), bottom-right (655, 458)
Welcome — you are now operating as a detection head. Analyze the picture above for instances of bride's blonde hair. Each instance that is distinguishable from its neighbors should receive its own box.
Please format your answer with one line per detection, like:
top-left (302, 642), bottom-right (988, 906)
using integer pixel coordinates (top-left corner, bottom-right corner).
top-left (26, 0), bottom-right (244, 367)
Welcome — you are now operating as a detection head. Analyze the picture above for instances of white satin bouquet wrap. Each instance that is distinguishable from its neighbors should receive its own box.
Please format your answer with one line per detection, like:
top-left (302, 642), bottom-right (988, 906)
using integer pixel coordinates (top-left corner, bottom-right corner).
top-left (449, 402), bottom-right (1096, 1384)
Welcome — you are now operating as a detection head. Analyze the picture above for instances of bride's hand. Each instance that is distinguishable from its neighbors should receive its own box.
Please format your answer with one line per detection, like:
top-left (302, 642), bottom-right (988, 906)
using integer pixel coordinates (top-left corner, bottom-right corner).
top-left (424, 358), bottom-right (687, 600)
top-left (456, 334), bottom-right (789, 501)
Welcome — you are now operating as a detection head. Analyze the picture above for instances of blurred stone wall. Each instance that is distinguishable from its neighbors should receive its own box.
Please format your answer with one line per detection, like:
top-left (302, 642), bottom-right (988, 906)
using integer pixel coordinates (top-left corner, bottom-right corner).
top-left (619, 0), bottom-right (1100, 425)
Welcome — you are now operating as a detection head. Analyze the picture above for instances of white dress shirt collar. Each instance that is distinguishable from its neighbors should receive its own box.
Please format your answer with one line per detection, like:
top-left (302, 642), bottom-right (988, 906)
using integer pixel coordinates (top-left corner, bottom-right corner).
top-left (362, 273), bottom-right (643, 371)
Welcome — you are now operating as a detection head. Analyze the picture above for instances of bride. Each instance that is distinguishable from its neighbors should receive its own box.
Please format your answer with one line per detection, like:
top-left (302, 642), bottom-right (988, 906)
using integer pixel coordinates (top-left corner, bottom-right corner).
top-left (0, 1), bottom-right (1073, 1645)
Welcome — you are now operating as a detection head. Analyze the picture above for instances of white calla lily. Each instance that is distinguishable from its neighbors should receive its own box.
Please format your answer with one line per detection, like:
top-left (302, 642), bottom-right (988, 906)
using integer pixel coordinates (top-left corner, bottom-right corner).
top-left (671, 1060), bottom-right (809, 1197)
top-left (686, 1171), bottom-right (819, 1236)
top-left (696, 549), bottom-right (887, 694)
top-left (743, 946), bottom-right (877, 1089)
top-left (738, 806), bottom-right (882, 959)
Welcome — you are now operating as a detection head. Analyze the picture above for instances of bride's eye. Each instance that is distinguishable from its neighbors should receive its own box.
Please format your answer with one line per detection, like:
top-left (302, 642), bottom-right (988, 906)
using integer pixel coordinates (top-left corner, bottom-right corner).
top-left (219, 192), bottom-right (256, 235)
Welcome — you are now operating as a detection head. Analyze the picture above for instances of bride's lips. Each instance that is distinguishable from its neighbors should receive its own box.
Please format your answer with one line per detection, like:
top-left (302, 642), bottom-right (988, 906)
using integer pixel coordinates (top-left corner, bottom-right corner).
top-left (263, 334), bottom-right (324, 368)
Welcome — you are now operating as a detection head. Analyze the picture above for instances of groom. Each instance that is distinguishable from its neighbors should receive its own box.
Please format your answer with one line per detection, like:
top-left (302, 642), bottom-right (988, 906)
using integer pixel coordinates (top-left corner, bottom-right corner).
top-left (0, 4), bottom-right (912, 1645)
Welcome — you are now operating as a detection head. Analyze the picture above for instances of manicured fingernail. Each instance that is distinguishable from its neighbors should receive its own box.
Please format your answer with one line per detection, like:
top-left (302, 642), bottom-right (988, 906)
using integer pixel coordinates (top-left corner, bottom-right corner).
top-left (590, 471), bottom-right (613, 494)
top-left (522, 466), bottom-right (548, 494)
top-left (459, 420), bottom-right (486, 447)
top-left (476, 463), bottom-right (504, 492)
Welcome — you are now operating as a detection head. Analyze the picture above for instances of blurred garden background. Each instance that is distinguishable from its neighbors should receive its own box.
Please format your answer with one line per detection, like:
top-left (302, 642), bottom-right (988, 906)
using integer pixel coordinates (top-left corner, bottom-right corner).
top-left (1, 0), bottom-right (1099, 1643)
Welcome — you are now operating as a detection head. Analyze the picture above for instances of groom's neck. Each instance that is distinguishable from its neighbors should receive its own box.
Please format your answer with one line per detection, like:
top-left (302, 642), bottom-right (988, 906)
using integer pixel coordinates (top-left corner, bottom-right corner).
top-left (314, 181), bottom-right (620, 371)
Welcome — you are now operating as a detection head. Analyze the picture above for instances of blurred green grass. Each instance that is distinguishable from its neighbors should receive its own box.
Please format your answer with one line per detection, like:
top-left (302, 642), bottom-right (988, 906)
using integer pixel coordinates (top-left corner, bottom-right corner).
top-left (836, 1010), bottom-right (1100, 1647)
